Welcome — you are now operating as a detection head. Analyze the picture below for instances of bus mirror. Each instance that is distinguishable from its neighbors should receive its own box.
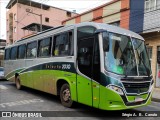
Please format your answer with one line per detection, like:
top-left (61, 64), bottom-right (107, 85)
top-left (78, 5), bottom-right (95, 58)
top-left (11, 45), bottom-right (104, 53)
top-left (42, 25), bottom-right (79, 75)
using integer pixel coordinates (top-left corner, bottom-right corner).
top-left (103, 38), bottom-right (109, 52)
top-left (103, 44), bottom-right (109, 52)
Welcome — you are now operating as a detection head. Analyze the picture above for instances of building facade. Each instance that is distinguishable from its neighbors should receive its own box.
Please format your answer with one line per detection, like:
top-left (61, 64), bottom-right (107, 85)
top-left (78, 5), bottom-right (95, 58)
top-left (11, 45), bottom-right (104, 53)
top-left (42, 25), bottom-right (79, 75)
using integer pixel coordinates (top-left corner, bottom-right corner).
top-left (142, 0), bottom-right (160, 88)
top-left (62, 0), bottom-right (144, 33)
top-left (0, 39), bottom-right (6, 66)
top-left (6, 0), bottom-right (77, 45)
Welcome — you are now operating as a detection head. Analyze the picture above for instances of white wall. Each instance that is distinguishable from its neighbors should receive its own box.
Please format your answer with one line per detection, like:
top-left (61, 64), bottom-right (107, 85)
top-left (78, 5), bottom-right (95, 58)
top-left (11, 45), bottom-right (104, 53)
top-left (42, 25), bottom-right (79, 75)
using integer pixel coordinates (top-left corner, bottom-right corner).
top-left (0, 0), bottom-right (8, 39)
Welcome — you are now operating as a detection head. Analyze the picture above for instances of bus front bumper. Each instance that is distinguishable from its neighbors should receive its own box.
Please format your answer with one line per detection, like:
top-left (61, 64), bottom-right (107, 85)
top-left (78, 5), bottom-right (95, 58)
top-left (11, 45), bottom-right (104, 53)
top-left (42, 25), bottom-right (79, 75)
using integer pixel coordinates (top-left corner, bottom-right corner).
top-left (99, 86), bottom-right (153, 110)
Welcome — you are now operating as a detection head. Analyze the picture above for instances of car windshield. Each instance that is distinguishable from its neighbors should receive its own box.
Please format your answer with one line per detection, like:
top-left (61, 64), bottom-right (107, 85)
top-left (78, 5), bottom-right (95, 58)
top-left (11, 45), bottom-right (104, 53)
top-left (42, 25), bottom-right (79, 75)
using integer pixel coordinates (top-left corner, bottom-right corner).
top-left (0, 68), bottom-right (4, 71)
top-left (103, 32), bottom-right (151, 76)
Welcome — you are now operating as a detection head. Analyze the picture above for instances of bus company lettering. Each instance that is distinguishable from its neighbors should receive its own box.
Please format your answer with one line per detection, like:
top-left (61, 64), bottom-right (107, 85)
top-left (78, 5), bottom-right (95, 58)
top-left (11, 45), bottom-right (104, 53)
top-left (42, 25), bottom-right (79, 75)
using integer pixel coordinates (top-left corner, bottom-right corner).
top-left (45, 64), bottom-right (62, 69)
top-left (45, 64), bottom-right (71, 70)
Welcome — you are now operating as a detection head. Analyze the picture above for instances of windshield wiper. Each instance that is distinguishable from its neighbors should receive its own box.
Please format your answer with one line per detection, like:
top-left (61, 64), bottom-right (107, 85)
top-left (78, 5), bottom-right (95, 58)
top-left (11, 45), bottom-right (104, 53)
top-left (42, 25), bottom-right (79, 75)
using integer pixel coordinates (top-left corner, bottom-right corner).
top-left (136, 51), bottom-right (150, 77)
top-left (117, 43), bottom-right (128, 78)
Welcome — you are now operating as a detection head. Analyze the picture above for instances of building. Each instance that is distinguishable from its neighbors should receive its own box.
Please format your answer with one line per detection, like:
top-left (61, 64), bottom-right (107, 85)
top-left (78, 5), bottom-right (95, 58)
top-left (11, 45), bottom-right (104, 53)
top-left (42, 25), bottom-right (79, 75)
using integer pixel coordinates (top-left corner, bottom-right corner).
top-left (6, 0), bottom-right (77, 45)
top-left (0, 0), bottom-right (3, 39)
top-left (141, 0), bottom-right (160, 88)
top-left (62, 0), bottom-right (144, 34)
top-left (0, 39), bottom-right (6, 66)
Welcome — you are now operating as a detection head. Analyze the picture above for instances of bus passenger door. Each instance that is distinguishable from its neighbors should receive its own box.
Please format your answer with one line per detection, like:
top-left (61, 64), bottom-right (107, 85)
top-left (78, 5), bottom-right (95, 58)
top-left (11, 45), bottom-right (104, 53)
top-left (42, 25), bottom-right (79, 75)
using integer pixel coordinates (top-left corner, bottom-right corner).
top-left (77, 36), bottom-right (100, 107)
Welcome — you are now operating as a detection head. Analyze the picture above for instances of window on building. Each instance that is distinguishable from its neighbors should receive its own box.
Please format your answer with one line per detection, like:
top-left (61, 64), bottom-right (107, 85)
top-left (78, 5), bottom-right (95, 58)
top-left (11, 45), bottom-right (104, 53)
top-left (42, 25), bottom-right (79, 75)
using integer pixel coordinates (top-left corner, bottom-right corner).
top-left (38, 37), bottom-right (51, 57)
top-left (45, 17), bottom-right (49, 22)
top-left (157, 0), bottom-right (160, 9)
top-left (147, 46), bottom-right (152, 60)
top-left (14, 13), bottom-right (16, 20)
top-left (14, 27), bottom-right (16, 33)
top-left (53, 32), bottom-right (72, 56)
top-left (10, 47), bottom-right (17, 60)
top-left (27, 42), bottom-right (37, 58)
top-left (66, 11), bottom-right (71, 17)
top-left (145, 0), bottom-right (156, 12)
top-left (18, 44), bottom-right (26, 59)
top-left (5, 49), bottom-right (10, 60)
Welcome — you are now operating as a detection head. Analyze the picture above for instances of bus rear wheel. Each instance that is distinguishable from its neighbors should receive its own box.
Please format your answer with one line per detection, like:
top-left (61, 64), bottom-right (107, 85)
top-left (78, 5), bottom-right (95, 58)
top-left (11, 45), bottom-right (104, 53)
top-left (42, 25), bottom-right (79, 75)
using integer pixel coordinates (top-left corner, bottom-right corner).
top-left (60, 83), bottom-right (73, 107)
top-left (15, 76), bottom-right (22, 90)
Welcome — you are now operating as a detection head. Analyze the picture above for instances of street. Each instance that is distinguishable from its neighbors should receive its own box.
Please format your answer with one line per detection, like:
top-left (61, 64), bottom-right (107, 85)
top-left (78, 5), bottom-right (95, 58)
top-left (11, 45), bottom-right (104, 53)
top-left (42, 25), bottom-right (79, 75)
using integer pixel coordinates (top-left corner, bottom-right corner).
top-left (0, 80), bottom-right (160, 120)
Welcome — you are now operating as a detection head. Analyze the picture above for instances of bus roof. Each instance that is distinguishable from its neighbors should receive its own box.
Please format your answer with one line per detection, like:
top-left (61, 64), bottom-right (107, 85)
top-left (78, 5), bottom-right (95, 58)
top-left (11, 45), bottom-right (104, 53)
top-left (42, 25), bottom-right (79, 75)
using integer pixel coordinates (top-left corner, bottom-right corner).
top-left (5, 22), bottom-right (144, 49)
top-left (75, 22), bottom-right (144, 40)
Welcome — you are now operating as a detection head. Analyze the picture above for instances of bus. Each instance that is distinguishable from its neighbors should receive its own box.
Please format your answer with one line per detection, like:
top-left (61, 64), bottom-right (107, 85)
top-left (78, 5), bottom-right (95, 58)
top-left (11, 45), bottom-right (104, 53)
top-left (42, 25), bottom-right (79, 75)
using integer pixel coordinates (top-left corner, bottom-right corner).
top-left (4, 22), bottom-right (153, 110)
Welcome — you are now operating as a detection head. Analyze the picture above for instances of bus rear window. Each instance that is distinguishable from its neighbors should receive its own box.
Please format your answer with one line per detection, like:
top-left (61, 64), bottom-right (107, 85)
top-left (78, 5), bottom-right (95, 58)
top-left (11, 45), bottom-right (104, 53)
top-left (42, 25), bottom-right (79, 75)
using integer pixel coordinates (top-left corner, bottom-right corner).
top-left (5, 49), bottom-right (10, 60)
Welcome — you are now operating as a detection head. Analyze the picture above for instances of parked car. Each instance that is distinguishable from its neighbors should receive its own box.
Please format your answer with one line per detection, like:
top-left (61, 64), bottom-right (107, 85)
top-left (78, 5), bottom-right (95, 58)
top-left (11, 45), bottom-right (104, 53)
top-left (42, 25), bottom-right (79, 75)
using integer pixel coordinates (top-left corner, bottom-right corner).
top-left (0, 67), bottom-right (5, 80)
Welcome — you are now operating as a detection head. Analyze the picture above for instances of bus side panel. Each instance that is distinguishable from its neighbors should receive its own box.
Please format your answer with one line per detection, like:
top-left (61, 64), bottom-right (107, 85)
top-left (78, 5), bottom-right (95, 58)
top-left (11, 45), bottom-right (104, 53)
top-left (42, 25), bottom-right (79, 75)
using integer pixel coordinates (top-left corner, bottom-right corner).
top-left (4, 60), bottom-right (26, 81)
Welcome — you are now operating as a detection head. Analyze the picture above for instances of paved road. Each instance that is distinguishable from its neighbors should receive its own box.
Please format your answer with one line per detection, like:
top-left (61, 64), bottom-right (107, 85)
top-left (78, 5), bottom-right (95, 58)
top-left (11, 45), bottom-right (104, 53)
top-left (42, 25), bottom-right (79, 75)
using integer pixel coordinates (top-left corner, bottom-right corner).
top-left (0, 81), bottom-right (160, 120)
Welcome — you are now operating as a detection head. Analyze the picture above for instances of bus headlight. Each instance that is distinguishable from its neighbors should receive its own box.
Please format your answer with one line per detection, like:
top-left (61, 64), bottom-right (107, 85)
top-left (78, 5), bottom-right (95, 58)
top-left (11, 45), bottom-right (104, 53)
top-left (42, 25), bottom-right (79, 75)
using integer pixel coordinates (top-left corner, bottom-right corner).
top-left (107, 85), bottom-right (124, 95)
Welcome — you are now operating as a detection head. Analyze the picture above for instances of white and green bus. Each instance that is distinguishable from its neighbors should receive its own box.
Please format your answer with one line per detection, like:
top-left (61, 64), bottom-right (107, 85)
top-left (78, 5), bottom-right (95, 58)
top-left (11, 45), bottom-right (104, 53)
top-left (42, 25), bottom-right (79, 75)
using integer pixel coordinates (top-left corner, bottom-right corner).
top-left (4, 22), bottom-right (153, 110)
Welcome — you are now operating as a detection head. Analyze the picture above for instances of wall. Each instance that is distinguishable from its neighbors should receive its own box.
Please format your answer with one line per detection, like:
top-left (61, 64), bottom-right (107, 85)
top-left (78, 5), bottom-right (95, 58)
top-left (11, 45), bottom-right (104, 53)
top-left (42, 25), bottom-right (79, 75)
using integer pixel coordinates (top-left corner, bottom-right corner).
top-left (143, 32), bottom-right (160, 81)
top-left (64, 0), bottom-right (122, 25)
top-left (143, 9), bottom-right (160, 33)
top-left (129, 0), bottom-right (144, 33)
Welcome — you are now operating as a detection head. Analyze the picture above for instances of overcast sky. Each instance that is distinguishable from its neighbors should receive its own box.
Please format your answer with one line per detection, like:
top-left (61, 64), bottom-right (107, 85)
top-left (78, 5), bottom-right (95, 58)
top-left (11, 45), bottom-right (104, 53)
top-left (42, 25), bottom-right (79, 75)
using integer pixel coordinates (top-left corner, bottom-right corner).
top-left (0, 0), bottom-right (111, 39)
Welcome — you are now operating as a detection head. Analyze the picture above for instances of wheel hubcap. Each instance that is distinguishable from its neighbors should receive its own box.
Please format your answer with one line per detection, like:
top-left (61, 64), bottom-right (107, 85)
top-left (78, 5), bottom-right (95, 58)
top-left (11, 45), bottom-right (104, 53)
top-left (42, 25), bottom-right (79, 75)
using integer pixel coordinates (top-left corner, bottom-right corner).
top-left (62, 89), bottom-right (70, 102)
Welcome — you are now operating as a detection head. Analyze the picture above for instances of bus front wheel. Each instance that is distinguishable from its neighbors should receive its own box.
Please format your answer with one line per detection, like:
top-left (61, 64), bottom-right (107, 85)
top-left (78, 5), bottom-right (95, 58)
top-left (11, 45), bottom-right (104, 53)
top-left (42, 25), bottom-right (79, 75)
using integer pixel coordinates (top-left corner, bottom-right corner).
top-left (15, 76), bottom-right (22, 90)
top-left (60, 83), bottom-right (73, 107)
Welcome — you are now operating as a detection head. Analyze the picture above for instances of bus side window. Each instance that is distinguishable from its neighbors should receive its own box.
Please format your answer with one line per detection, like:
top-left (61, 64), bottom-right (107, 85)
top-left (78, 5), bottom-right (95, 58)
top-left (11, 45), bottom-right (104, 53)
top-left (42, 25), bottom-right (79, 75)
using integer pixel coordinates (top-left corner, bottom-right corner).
top-left (10, 47), bottom-right (17, 60)
top-left (5, 49), bottom-right (10, 60)
top-left (38, 37), bottom-right (51, 57)
top-left (53, 32), bottom-right (70, 56)
top-left (18, 44), bottom-right (26, 59)
top-left (27, 42), bottom-right (37, 58)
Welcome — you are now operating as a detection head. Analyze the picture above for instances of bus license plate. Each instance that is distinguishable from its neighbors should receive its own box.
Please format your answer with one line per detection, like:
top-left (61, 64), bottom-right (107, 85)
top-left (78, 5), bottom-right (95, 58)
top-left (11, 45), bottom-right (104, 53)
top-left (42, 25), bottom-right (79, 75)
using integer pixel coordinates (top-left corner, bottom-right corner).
top-left (135, 97), bottom-right (144, 102)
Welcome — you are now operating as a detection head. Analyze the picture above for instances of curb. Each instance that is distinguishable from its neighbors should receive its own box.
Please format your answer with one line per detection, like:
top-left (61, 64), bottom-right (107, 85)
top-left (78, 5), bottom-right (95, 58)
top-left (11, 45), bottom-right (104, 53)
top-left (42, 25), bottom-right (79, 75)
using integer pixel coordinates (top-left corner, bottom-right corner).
top-left (152, 98), bottom-right (160, 102)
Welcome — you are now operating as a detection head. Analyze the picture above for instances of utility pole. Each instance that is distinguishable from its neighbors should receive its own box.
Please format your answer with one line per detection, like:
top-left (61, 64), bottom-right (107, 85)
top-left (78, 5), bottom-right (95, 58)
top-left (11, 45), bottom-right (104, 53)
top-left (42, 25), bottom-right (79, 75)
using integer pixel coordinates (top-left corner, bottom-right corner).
top-left (26, 9), bottom-right (42, 32)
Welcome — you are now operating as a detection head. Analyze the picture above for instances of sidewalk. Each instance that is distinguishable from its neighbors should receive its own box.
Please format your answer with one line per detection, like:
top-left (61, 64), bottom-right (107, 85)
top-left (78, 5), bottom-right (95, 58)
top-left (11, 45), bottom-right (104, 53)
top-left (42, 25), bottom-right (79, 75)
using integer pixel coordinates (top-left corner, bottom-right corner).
top-left (152, 88), bottom-right (160, 102)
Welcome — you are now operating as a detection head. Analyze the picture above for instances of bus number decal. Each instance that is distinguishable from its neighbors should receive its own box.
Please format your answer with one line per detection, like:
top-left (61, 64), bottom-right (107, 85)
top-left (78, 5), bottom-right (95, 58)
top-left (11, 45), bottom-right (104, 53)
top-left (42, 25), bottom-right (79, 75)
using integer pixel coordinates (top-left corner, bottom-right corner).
top-left (62, 64), bottom-right (71, 70)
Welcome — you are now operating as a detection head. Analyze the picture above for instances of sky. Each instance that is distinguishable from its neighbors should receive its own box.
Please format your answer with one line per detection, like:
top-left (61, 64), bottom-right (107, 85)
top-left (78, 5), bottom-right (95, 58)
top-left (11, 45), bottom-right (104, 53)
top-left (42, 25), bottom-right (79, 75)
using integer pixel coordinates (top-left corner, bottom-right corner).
top-left (0, 0), bottom-right (111, 39)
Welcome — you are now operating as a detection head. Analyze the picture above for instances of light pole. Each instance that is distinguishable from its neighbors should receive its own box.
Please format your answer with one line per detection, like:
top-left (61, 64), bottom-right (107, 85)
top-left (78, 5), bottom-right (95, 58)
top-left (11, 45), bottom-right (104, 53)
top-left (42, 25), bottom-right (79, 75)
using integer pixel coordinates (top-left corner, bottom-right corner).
top-left (26, 9), bottom-right (42, 32)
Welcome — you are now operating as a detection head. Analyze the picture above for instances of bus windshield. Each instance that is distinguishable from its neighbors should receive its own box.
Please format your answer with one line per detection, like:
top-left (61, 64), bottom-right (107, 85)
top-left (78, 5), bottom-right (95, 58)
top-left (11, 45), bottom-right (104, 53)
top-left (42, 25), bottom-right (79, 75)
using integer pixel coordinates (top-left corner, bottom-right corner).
top-left (103, 32), bottom-right (151, 76)
top-left (132, 38), bottom-right (151, 76)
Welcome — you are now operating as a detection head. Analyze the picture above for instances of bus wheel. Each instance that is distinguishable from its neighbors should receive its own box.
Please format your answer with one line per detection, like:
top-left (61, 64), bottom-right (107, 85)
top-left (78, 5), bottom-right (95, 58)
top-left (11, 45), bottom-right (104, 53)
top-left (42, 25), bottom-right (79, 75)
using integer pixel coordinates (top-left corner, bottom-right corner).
top-left (60, 83), bottom-right (73, 107)
top-left (15, 76), bottom-right (22, 90)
